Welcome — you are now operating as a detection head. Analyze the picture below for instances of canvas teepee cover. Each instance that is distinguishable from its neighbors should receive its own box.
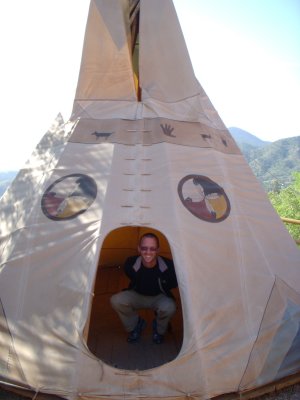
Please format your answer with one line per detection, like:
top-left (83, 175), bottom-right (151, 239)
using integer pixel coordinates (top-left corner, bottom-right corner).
top-left (1, 0), bottom-right (300, 399)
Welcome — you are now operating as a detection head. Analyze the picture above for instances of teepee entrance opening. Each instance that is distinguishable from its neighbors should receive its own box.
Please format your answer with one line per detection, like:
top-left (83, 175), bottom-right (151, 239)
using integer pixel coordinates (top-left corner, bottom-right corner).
top-left (86, 226), bottom-right (183, 370)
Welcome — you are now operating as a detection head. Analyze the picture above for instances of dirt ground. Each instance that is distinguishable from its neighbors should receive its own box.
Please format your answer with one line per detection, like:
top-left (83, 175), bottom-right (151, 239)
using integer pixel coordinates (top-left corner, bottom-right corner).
top-left (256, 385), bottom-right (300, 400)
top-left (1, 384), bottom-right (300, 400)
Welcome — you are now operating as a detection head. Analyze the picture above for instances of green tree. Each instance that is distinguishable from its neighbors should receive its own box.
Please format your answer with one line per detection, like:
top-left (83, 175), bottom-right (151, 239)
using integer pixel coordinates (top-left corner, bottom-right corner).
top-left (268, 172), bottom-right (300, 244)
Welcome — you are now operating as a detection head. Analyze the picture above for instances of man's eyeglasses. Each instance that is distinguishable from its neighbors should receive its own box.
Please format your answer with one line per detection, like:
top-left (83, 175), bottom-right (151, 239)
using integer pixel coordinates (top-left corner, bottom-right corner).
top-left (140, 246), bottom-right (158, 252)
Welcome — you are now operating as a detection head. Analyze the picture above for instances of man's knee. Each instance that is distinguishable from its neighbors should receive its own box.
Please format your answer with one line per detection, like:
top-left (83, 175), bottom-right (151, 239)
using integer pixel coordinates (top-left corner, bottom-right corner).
top-left (110, 292), bottom-right (124, 310)
top-left (158, 297), bottom-right (176, 317)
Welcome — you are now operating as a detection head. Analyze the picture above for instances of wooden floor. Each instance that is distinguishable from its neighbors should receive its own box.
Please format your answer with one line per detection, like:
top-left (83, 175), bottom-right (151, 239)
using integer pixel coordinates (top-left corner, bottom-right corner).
top-left (87, 266), bottom-right (183, 371)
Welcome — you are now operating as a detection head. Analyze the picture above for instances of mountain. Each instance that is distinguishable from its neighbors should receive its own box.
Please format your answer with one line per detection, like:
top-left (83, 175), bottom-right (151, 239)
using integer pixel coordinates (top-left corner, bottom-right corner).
top-left (228, 126), bottom-right (271, 147)
top-left (245, 136), bottom-right (300, 191)
top-left (0, 171), bottom-right (18, 198)
top-left (229, 128), bottom-right (300, 191)
top-left (229, 127), bottom-right (270, 149)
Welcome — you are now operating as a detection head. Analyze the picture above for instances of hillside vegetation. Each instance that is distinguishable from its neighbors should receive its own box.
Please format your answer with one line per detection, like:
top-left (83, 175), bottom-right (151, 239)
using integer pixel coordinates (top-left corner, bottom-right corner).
top-left (229, 128), bottom-right (300, 192)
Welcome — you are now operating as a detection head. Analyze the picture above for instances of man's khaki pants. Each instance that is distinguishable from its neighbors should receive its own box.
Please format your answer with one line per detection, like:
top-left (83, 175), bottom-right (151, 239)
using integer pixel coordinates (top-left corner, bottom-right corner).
top-left (110, 290), bottom-right (176, 334)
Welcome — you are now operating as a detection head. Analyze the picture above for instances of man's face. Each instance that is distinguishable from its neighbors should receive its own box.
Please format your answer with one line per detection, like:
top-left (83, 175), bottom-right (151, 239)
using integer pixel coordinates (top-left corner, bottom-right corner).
top-left (138, 237), bottom-right (159, 268)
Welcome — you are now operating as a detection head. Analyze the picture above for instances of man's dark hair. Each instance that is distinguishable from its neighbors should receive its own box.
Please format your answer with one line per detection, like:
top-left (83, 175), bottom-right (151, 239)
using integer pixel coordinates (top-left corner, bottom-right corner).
top-left (139, 232), bottom-right (160, 248)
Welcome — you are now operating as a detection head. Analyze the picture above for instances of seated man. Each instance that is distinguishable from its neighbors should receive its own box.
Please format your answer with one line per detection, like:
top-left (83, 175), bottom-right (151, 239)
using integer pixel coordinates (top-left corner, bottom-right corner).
top-left (110, 233), bottom-right (178, 344)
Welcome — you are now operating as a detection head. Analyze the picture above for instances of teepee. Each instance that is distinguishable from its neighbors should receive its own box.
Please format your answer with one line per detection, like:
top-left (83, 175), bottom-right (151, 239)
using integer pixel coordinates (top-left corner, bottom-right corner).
top-left (1, 1), bottom-right (299, 399)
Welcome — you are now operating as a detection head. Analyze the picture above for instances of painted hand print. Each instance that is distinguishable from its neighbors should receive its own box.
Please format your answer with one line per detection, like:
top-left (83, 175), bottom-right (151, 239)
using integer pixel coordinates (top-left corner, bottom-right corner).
top-left (160, 123), bottom-right (176, 138)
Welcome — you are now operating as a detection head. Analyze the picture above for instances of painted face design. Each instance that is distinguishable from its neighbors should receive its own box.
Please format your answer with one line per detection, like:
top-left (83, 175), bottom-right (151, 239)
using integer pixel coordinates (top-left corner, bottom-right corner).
top-left (41, 174), bottom-right (97, 221)
top-left (178, 175), bottom-right (230, 222)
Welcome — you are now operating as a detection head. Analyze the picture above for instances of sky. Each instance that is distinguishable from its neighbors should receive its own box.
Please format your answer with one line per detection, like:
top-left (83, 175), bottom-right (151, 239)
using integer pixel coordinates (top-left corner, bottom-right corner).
top-left (0, 0), bottom-right (299, 171)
